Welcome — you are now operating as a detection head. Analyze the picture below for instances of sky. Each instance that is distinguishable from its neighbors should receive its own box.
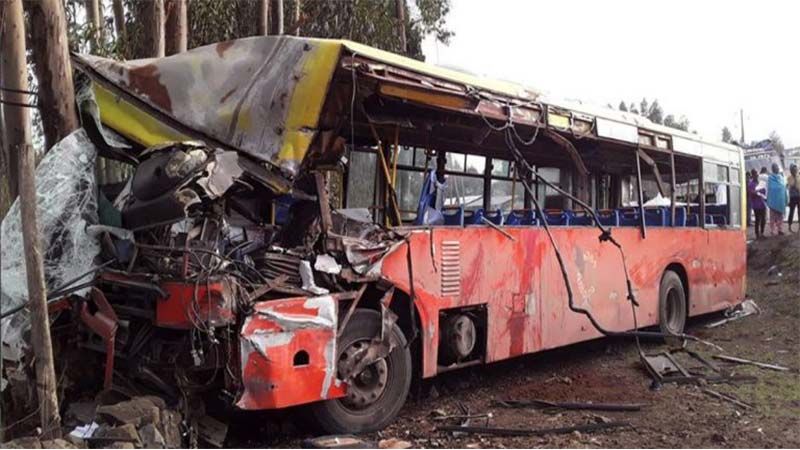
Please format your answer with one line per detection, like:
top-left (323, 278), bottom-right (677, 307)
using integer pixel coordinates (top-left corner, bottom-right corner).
top-left (421, 0), bottom-right (800, 148)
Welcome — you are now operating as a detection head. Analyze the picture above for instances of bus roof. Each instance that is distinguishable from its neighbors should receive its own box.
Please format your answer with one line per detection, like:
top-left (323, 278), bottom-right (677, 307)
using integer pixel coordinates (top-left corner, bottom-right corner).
top-left (73, 35), bottom-right (742, 176)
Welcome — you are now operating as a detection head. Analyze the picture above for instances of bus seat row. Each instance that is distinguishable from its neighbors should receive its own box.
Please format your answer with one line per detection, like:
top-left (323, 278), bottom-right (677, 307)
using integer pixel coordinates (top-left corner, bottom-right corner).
top-left (441, 206), bottom-right (726, 227)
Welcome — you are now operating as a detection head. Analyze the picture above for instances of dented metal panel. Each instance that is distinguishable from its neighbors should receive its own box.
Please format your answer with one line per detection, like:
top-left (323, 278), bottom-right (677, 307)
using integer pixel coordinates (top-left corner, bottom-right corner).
top-left (238, 295), bottom-right (346, 409)
top-left (74, 36), bottom-right (341, 176)
top-left (378, 227), bottom-right (746, 378)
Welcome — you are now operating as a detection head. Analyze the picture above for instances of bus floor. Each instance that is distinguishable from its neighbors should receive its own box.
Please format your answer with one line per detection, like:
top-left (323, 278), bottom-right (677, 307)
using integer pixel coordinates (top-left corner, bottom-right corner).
top-left (230, 232), bottom-right (800, 449)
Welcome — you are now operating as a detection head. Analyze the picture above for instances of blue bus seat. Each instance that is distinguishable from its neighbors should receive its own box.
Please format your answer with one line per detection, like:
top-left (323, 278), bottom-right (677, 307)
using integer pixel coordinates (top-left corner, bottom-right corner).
top-left (506, 209), bottom-right (536, 226)
top-left (596, 209), bottom-right (619, 226)
top-left (463, 208), bottom-right (485, 225)
top-left (644, 207), bottom-right (668, 226)
top-left (618, 208), bottom-right (640, 226)
top-left (484, 209), bottom-right (504, 225)
top-left (570, 210), bottom-right (593, 226)
top-left (442, 206), bottom-right (464, 226)
top-left (671, 207), bottom-right (687, 227)
top-left (544, 209), bottom-right (569, 226)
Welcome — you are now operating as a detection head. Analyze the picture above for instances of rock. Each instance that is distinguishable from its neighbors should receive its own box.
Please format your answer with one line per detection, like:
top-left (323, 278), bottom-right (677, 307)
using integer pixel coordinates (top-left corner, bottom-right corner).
top-left (96, 397), bottom-right (161, 428)
top-left (378, 438), bottom-right (413, 449)
top-left (465, 443), bottom-right (482, 449)
top-left (107, 443), bottom-right (135, 449)
top-left (2, 436), bottom-right (42, 449)
top-left (65, 401), bottom-right (97, 426)
top-left (94, 423), bottom-right (141, 447)
top-left (140, 395), bottom-right (167, 410)
top-left (40, 438), bottom-right (78, 449)
top-left (139, 423), bottom-right (167, 449)
top-left (159, 409), bottom-right (183, 448)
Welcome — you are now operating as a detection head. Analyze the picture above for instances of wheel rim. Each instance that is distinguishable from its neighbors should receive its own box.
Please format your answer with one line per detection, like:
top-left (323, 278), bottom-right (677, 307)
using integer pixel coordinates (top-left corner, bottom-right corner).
top-left (665, 287), bottom-right (683, 332)
top-left (338, 340), bottom-right (389, 410)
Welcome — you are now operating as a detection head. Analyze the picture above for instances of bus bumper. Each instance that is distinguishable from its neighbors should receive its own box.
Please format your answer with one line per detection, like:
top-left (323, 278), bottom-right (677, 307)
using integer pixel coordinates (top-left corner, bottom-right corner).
top-left (236, 295), bottom-right (346, 410)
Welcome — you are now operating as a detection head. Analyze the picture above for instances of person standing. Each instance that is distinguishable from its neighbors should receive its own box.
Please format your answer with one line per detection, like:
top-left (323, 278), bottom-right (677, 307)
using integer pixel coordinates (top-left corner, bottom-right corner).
top-left (766, 163), bottom-right (787, 236)
top-left (748, 169), bottom-right (767, 238)
top-left (788, 164), bottom-right (800, 233)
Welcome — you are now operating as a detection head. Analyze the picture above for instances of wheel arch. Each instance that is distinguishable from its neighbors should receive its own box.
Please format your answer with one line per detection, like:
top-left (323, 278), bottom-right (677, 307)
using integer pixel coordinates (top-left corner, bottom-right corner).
top-left (343, 284), bottom-right (428, 379)
top-left (664, 262), bottom-right (690, 314)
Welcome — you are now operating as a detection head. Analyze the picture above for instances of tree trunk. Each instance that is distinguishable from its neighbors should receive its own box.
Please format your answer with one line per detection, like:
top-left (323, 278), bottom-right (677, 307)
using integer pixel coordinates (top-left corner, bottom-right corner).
top-left (84, 0), bottom-right (102, 53)
top-left (257, 0), bottom-right (269, 35)
top-left (111, 0), bottom-right (126, 40)
top-left (395, 0), bottom-right (407, 54)
top-left (0, 0), bottom-right (29, 201)
top-left (294, 0), bottom-right (301, 36)
top-left (20, 142), bottom-right (63, 440)
top-left (26, 0), bottom-right (79, 151)
top-left (141, 0), bottom-right (165, 57)
top-left (274, 0), bottom-right (284, 35)
top-left (164, 0), bottom-right (187, 55)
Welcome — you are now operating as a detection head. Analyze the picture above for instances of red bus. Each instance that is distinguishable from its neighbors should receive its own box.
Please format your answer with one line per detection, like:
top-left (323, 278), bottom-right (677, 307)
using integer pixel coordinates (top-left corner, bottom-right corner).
top-left (50, 36), bottom-right (746, 435)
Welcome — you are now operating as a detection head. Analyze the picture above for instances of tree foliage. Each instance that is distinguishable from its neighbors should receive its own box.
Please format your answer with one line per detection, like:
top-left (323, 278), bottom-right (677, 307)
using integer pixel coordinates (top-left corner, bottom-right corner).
top-left (618, 97), bottom-right (688, 131)
top-left (721, 126), bottom-right (732, 143)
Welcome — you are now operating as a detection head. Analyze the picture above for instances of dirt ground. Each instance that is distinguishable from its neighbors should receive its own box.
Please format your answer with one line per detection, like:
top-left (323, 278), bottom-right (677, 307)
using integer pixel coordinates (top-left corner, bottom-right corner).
top-left (232, 231), bottom-right (800, 448)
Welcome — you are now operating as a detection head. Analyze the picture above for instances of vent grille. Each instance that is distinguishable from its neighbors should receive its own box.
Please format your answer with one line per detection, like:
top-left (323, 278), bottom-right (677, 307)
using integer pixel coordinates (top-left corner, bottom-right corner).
top-left (440, 240), bottom-right (461, 297)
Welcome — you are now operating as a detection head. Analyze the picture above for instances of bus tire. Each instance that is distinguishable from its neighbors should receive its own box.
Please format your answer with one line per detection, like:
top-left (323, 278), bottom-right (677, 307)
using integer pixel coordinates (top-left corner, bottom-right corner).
top-left (310, 309), bottom-right (411, 434)
top-left (659, 270), bottom-right (687, 336)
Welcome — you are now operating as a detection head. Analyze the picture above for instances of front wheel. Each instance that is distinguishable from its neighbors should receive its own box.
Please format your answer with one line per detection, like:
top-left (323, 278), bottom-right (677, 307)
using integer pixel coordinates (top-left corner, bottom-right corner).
top-left (659, 270), bottom-right (687, 336)
top-left (310, 309), bottom-right (411, 434)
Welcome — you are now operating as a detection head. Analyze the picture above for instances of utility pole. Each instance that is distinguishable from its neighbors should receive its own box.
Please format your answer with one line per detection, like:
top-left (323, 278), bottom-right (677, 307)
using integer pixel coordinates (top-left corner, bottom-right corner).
top-left (740, 108), bottom-right (745, 145)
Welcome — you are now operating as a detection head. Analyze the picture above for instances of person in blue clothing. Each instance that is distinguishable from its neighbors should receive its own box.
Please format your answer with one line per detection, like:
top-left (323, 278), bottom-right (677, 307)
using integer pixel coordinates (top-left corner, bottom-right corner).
top-left (766, 163), bottom-right (788, 236)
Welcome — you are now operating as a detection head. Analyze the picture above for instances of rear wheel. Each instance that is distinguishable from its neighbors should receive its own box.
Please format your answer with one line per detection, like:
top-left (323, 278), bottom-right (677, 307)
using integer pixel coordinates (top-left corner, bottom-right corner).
top-left (310, 309), bottom-right (411, 434)
top-left (659, 271), bottom-right (687, 336)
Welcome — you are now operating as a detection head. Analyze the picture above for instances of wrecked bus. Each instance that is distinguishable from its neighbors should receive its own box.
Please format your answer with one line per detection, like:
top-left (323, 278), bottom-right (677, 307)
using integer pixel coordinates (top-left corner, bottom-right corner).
top-left (0, 36), bottom-right (746, 434)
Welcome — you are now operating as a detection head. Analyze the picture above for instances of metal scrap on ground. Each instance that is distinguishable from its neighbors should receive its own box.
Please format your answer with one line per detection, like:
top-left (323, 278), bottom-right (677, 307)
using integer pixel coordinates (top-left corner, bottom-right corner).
top-left (495, 399), bottom-right (647, 412)
top-left (713, 355), bottom-right (790, 372)
top-left (436, 421), bottom-right (632, 437)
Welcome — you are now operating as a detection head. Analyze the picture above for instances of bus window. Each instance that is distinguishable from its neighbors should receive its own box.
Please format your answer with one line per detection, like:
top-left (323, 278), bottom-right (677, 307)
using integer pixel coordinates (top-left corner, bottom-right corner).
top-left (538, 168), bottom-right (568, 209)
top-left (703, 161), bottom-right (734, 226)
top-left (620, 174), bottom-right (638, 207)
top-left (442, 152), bottom-right (485, 211)
top-left (346, 149), bottom-right (377, 210)
top-left (396, 169), bottom-right (425, 221)
top-left (490, 160), bottom-right (523, 213)
top-left (729, 167), bottom-right (742, 227)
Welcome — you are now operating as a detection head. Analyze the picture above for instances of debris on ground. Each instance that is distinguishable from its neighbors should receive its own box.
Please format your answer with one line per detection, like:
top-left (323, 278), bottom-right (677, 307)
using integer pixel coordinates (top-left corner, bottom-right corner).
top-left (701, 388), bottom-right (754, 410)
top-left (436, 421), bottom-right (631, 437)
top-left (495, 399), bottom-right (647, 412)
top-left (302, 435), bottom-right (376, 449)
top-left (713, 354), bottom-right (791, 371)
top-left (378, 438), bottom-right (414, 449)
top-left (705, 299), bottom-right (761, 328)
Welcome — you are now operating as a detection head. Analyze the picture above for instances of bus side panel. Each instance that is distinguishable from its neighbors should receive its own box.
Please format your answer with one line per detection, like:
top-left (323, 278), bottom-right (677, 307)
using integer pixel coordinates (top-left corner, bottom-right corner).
top-left (380, 227), bottom-right (745, 378)
top-left (685, 229), bottom-right (747, 315)
top-left (539, 227), bottom-right (659, 351)
top-left (380, 228), bottom-right (546, 377)
top-left (538, 227), bottom-right (745, 351)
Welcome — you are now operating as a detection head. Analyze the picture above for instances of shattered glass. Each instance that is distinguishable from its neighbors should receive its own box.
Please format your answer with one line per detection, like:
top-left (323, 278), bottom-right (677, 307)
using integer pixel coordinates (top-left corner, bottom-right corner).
top-left (1, 130), bottom-right (100, 358)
